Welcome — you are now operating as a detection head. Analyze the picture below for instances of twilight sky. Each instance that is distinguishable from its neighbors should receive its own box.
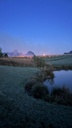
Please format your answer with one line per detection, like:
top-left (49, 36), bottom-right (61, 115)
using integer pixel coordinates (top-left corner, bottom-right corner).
top-left (0, 0), bottom-right (72, 55)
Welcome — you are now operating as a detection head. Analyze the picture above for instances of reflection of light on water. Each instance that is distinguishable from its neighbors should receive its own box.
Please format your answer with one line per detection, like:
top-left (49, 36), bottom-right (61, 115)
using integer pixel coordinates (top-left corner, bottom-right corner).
top-left (48, 79), bottom-right (54, 85)
top-left (43, 79), bottom-right (54, 94)
top-left (44, 70), bottom-right (72, 93)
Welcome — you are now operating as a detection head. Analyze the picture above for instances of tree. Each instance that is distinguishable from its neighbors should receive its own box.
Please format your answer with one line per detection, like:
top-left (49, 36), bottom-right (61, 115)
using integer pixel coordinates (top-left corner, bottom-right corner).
top-left (33, 56), bottom-right (45, 67)
top-left (4, 53), bottom-right (8, 57)
top-left (0, 47), bottom-right (2, 53)
top-left (0, 47), bottom-right (3, 57)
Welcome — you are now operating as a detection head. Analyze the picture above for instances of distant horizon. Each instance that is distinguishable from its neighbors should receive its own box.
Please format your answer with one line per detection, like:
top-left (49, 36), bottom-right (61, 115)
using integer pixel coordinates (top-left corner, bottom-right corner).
top-left (0, 0), bottom-right (72, 55)
top-left (1, 47), bottom-right (72, 56)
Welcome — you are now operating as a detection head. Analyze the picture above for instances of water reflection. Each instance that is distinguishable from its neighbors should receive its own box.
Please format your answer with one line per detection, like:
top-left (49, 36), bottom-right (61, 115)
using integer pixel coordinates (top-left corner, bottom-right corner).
top-left (44, 70), bottom-right (72, 93)
top-left (48, 78), bottom-right (54, 85)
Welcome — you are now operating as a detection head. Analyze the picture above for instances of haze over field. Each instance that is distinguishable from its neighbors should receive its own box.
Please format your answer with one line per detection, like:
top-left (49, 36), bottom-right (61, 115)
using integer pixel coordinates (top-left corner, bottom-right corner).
top-left (0, 0), bottom-right (72, 55)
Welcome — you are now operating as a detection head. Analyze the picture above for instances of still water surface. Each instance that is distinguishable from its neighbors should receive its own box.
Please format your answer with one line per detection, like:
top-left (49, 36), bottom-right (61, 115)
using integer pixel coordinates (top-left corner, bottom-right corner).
top-left (44, 70), bottom-right (72, 93)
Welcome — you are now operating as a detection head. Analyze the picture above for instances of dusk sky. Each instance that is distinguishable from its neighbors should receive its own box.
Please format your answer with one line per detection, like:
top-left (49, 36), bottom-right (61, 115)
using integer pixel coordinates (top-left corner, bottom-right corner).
top-left (0, 0), bottom-right (72, 55)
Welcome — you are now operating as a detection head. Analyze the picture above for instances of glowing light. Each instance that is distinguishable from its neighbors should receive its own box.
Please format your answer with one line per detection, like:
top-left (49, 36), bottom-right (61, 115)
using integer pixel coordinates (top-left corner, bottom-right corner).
top-left (43, 53), bottom-right (45, 56)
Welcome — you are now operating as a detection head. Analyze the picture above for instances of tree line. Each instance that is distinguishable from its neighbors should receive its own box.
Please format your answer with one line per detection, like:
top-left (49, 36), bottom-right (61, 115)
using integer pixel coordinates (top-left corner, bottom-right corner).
top-left (0, 47), bottom-right (8, 57)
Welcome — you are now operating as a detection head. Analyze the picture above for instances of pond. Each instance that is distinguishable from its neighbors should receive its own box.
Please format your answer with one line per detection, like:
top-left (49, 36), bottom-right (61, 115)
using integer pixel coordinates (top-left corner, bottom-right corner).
top-left (44, 70), bottom-right (72, 93)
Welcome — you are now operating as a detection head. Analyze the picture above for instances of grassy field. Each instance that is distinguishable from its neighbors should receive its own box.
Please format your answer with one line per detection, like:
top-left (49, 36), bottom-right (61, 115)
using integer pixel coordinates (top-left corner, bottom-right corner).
top-left (0, 57), bottom-right (34, 67)
top-left (0, 55), bottom-right (72, 68)
top-left (43, 55), bottom-right (72, 66)
top-left (0, 66), bottom-right (72, 128)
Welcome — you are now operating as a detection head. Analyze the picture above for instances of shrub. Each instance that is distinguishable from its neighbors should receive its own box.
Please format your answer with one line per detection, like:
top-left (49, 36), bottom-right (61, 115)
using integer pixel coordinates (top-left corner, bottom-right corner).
top-left (4, 53), bottom-right (8, 57)
top-left (44, 70), bottom-right (55, 79)
top-left (25, 79), bottom-right (72, 105)
top-left (33, 56), bottom-right (46, 67)
top-left (51, 86), bottom-right (72, 105)
top-left (25, 79), bottom-right (36, 93)
top-left (34, 70), bottom-right (55, 83)
top-left (34, 71), bottom-right (46, 82)
top-left (42, 94), bottom-right (50, 102)
top-left (31, 83), bottom-right (49, 99)
top-left (51, 86), bottom-right (69, 97)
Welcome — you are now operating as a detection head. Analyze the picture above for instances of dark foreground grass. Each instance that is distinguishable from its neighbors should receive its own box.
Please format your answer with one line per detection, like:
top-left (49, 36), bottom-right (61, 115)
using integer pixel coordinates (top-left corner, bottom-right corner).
top-left (0, 66), bottom-right (72, 128)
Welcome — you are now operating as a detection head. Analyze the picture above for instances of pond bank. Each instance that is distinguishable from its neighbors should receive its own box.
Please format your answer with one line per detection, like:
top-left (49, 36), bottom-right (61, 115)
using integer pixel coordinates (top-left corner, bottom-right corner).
top-left (25, 69), bottom-right (72, 106)
top-left (44, 70), bottom-right (72, 93)
top-left (53, 65), bottom-right (72, 71)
